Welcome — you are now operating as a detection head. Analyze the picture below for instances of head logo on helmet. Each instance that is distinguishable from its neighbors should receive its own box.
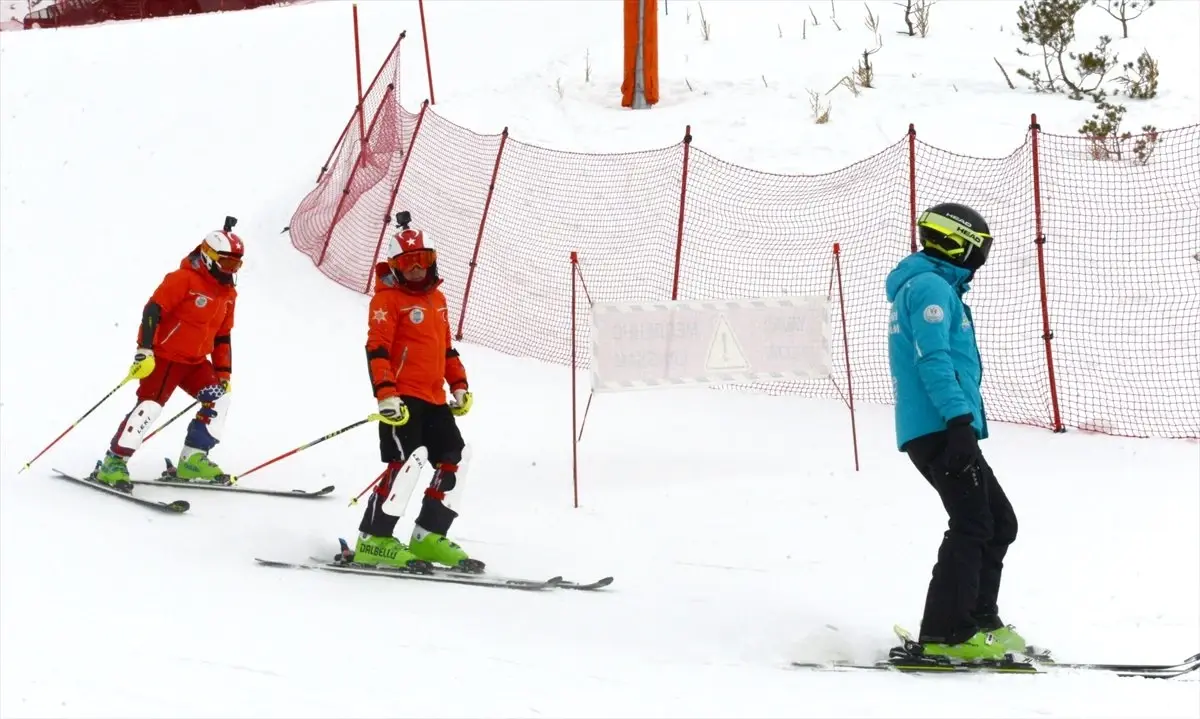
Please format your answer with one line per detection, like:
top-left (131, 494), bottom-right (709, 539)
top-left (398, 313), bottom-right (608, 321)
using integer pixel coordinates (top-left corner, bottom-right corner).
top-left (918, 202), bottom-right (993, 271)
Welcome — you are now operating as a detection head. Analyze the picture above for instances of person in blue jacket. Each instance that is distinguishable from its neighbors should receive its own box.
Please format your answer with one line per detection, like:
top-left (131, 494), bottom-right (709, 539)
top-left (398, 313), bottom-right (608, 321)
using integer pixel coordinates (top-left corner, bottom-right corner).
top-left (886, 202), bottom-right (1024, 663)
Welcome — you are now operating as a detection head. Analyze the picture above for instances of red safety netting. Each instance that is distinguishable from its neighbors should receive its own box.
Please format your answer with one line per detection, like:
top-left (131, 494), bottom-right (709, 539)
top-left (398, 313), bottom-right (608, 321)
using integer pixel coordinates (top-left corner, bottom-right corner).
top-left (289, 32), bottom-right (406, 294)
top-left (17, 0), bottom-right (296, 29)
top-left (1035, 125), bottom-right (1200, 438)
top-left (288, 48), bottom-right (1200, 440)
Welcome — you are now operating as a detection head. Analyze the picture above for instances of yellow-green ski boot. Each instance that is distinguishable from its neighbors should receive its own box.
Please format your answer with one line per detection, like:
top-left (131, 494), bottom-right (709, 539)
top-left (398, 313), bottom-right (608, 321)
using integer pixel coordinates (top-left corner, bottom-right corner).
top-left (409, 527), bottom-right (485, 573)
top-left (92, 452), bottom-right (133, 492)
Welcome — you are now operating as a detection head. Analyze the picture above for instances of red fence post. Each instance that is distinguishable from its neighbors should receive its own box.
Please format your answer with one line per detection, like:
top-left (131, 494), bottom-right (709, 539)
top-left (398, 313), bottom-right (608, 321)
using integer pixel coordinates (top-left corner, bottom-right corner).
top-left (418, 0), bottom-right (436, 105)
top-left (670, 125), bottom-right (692, 300)
top-left (352, 4), bottom-right (366, 144)
top-left (833, 243), bottom-right (860, 471)
top-left (456, 128), bottom-right (510, 340)
top-left (316, 82), bottom-right (397, 267)
top-left (1028, 113), bottom-right (1066, 433)
top-left (364, 100), bottom-right (430, 293)
top-left (317, 30), bottom-right (406, 184)
top-left (908, 123), bottom-right (918, 253)
top-left (570, 251), bottom-right (580, 509)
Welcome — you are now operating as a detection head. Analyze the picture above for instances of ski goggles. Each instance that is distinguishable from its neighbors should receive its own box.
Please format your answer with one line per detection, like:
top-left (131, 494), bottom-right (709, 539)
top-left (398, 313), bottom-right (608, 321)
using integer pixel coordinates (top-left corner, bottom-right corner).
top-left (202, 245), bottom-right (244, 273)
top-left (389, 248), bottom-right (437, 273)
top-left (917, 211), bottom-right (992, 267)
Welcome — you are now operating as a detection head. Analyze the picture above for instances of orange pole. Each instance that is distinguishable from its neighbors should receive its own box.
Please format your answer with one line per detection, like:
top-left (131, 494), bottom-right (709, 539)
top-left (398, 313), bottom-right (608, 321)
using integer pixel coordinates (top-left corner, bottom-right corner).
top-left (644, 0), bottom-right (659, 104)
top-left (622, 0), bottom-right (637, 107)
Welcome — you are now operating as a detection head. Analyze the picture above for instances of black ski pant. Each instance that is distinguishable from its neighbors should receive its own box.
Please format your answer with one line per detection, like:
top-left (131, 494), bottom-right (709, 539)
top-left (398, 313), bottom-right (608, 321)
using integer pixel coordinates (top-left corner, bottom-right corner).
top-left (904, 430), bottom-right (1018, 645)
top-left (359, 396), bottom-right (465, 540)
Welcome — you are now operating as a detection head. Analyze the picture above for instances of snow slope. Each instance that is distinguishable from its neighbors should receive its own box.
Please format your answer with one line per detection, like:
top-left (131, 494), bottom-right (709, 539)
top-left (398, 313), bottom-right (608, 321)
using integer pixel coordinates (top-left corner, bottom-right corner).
top-left (1, 2), bottom-right (1197, 717)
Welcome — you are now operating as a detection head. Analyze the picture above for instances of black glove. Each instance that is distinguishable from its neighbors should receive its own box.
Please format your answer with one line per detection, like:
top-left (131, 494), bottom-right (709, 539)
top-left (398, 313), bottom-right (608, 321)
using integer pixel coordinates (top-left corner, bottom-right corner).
top-left (935, 414), bottom-right (981, 476)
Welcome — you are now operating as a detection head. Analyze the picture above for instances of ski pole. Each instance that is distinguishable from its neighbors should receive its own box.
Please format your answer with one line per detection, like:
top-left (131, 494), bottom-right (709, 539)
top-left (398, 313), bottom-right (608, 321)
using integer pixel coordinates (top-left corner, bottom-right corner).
top-left (18, 373), bottom-right (134, 474)
top-left (235, 415), bottom-right (381, 481)
top-left (348, 465), bottom-right (390, 507)
top-left (144, 400), bottom-right (198, 443)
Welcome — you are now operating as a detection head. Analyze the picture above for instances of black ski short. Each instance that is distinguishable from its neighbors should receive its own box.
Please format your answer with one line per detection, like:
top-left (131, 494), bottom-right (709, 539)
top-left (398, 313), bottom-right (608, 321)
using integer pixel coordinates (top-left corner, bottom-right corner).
top-left (903, 430), bottom-right (1018, 644)
top-left (378, 395), bottom-right (464, 468)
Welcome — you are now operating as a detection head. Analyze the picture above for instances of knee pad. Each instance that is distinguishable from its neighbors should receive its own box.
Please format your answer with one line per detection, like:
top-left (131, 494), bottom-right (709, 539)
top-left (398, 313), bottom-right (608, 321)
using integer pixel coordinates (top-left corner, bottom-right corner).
top-left (380, 446), bottom-right (428, 516)
top-left (192, 392), bottom-right (231, 440)
top-left (113, 400), bottom-right (164, 453)
top-left (184, 392), bottom-right (231, 452)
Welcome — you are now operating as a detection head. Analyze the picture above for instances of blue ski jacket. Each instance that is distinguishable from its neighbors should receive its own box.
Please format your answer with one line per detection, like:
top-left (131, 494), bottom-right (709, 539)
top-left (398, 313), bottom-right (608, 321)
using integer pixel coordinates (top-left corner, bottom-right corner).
top-left (885, 252), bottom-right (988, 450)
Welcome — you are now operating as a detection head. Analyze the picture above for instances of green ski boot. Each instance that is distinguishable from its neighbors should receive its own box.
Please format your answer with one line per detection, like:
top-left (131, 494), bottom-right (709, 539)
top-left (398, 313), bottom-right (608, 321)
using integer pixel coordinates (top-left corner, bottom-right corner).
top-left (989, 625), bottom-right (1029, 655)
top-left (351, 534), bottom-right (429, 572)
top-left (409, 528), bottom-right (485, 572)
top-left (93, 451), bottom-right (133, 492)
top-left (173, 452), bottom-right (234, 485)
top-left (919, 631), bottom-right (1007, 662)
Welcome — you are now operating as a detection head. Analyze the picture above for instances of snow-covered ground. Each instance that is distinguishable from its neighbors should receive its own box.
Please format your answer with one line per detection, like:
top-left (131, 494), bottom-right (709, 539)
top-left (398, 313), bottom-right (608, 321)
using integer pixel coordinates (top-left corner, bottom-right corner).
top-left (1, 1), bottom-right (1197, 717)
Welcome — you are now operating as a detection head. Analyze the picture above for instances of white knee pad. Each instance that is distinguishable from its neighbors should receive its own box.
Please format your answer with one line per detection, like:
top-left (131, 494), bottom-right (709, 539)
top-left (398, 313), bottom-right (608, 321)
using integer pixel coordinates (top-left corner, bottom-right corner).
top-left (382, 446), bottom-right (428, 517)
top-left (114, 400), bottom-right (163, 453)
top-left (204, 392), bottom-right (232, 442)
top-left (441, 443), bottom-right (472, 512)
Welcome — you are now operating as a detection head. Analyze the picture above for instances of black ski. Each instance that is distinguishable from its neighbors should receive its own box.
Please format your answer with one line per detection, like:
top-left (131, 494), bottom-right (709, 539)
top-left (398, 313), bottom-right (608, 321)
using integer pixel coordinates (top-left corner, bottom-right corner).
top-left (51, 468), bottom-right (190, 514)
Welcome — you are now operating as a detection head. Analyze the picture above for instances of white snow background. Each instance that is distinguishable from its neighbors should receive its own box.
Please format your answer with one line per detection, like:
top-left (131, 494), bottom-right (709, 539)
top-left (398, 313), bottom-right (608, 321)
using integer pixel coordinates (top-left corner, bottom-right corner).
top-left (1, 1), bottom-right (1198, 717)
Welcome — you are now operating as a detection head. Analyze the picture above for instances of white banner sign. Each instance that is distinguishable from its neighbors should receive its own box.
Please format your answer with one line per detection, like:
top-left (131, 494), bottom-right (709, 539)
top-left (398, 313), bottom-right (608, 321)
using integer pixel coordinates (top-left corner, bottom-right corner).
top-left (589, 295), bottom-right (832, 391)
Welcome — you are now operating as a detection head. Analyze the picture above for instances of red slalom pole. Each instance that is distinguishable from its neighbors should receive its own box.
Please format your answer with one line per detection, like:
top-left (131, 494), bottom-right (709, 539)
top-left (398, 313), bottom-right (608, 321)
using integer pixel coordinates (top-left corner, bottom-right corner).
top-left (352, 3), bottom-right (366, 143)
top-left (418, 0), bottom-right (436, 104)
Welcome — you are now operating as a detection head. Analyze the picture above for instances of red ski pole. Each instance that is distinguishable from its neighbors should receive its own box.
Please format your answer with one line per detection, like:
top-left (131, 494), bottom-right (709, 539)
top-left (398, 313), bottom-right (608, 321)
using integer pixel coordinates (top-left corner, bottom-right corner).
top-left (18, 373), bottom-right (133, 474)
top-left (234, 415), bottom-right (378, 482)
top-left (348, 465), bottom-right (390, 507)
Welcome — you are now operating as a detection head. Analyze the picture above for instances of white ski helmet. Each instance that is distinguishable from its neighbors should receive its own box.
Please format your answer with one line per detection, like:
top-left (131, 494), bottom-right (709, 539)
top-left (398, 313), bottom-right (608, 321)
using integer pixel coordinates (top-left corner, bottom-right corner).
top-left (200, 229), bottom-right (245, 282)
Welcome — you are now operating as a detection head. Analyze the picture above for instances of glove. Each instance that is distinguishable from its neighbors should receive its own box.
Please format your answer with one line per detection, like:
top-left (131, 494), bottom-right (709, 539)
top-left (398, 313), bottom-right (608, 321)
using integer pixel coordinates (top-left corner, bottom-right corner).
top-left (218, 375), bottom-right (231, 394)
top-left (376, 395), bottom-right (410, 426)
top-left (129, 348), bottom-right (156, 380)
top-left (449, 388), bottom-right (473, 417)
top-left (935, 414), bottom-right (981, 477)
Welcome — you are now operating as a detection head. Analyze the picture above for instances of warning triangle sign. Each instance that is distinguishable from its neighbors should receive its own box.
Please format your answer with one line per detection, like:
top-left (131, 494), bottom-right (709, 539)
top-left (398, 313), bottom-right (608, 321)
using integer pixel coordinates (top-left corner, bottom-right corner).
top-left (704, 314), bottom-right (751, 372)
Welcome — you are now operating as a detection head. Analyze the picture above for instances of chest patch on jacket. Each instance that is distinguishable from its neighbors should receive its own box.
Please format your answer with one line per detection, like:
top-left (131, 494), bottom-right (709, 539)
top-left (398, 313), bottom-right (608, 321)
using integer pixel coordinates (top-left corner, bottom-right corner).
top-left (193, 293), bottom-right (210, 308)
top-left (409, 307), bottom-right (425, 324)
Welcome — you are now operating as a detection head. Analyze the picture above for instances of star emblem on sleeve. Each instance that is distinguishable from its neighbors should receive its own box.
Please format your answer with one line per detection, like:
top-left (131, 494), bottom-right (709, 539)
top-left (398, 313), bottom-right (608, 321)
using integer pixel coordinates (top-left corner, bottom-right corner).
top-left (372, 308), bottom-right (388, 323)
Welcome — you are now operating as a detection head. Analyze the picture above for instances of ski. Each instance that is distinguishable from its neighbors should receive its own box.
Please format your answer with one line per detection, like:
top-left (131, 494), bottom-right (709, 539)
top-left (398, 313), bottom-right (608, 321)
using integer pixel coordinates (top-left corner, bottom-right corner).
top-left (127, 457), bottom-right (334, 497)
top-left (51, 468), bottom-right (190, 514)
top-left (789, 653), bottom-right (1200, 679)
top-left (255, 535), bottom-right (613, 593)
top-left (791, 625), bottom-right (1200, 679)
top-left (429, 566), bottom-right (614, 591)
top-left (332, 537), bottom-right (613, 591)
top-left (255, 557), bottom-right (562, 591)
top-left (130, 477), bottom-right (335, 498)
